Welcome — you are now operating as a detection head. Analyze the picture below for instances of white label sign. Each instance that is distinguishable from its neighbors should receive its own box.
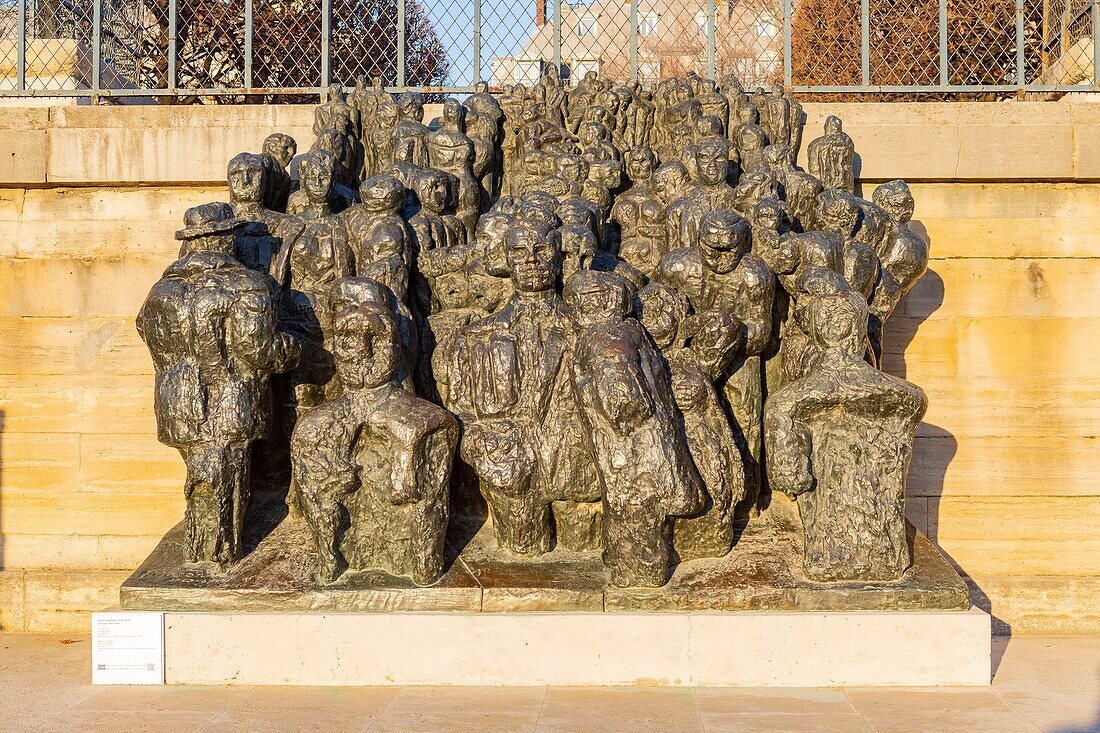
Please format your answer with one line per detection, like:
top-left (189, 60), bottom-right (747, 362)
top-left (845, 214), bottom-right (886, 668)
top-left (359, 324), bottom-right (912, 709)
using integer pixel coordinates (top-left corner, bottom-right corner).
top-left (91, 612), bottom-right (165, 685)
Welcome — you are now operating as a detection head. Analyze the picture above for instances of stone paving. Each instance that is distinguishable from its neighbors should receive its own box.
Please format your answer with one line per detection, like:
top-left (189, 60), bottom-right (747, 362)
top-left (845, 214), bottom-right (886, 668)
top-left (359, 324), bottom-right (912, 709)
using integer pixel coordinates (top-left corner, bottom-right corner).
top-left (2, 633), bottom-right (1098, 732)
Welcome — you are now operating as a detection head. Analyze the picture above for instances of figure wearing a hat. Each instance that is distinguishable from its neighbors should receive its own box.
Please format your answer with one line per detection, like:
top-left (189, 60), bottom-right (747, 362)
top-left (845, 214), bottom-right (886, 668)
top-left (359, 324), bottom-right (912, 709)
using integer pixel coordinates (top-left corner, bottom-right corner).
top-left (137, 202), bottom-right (302, 567)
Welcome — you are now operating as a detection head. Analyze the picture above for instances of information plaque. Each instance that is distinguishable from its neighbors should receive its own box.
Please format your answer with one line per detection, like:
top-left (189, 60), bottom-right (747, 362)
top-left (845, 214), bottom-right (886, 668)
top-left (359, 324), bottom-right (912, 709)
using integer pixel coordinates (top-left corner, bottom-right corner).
top-left (91, 612), bottom-right (165, 685)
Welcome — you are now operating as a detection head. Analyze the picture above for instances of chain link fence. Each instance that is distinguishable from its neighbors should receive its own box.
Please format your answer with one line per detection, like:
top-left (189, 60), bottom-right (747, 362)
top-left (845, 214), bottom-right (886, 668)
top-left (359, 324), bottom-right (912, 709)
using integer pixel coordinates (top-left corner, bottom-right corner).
top-left (0, 0), bottom-right (1096, 99)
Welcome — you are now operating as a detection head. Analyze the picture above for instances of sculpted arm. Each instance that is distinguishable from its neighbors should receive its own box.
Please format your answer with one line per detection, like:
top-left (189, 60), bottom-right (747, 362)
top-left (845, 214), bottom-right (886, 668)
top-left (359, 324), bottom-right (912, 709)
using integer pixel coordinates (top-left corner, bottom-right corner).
top-left (231, 286), bottom-right (302, 374)
top-left (736, 260), bottom-right (775, 356)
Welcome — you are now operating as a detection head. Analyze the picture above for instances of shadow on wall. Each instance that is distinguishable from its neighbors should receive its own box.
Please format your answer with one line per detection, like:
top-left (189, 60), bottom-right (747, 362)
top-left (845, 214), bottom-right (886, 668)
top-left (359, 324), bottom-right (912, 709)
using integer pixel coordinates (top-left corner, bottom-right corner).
top-left (882, 248), bottom-right (1012, 673)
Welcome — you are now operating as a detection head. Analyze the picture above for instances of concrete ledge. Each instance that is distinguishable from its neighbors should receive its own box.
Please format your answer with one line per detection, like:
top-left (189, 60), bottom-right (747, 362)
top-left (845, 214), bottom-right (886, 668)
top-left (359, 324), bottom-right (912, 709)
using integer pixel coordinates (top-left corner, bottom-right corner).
top-left (162, 608), bottom-right (992, 686)
top-left (2, 101), bottom-right (1100, 185)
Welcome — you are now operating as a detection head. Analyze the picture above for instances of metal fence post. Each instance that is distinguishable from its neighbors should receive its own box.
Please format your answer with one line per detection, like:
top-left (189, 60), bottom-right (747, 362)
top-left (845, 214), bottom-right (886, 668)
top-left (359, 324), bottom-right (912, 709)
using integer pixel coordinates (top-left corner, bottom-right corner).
top-left (244, 0), bottom-right (253, 89)
top-left (321, 0), bottom-right (332, 89)
top-left (629, 0), bottom-right (638, 81)
top-left (92, 0), bottom-right (102, 98)
top-left (706, 0), bottom-right (716, 80)
top-left (17, 0), bottom-right (25, 91)
top-left (860, 0), bottom-right (870, 85)
top-left (473, 0), bottom-right (481, 83)
top-left (397, 0), bottom-right (406, 87)
top-left (938, 0), bottom-right (948, 86)
top-left (1015, 0), bottom-right (1025, 89)
top-left (1092, 0), bottom-right (1098, 86)
top-left (168, 0), bottom-right (177, 91)
top-left (553, 0), bottom-right (561, 74)
top-left (783, 0), bottom-right (792, 88)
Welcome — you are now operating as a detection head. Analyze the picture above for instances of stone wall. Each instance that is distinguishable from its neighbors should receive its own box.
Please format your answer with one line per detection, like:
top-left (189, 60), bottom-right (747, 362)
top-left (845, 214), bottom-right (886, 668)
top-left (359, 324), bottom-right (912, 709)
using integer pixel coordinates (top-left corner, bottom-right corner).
top-left (1, 102), bottom-right (1097, 633)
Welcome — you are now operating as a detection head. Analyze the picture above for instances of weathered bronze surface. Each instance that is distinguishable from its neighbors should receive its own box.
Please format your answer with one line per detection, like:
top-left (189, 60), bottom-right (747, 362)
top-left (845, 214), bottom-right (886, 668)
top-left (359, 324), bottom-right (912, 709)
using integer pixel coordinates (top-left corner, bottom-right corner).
top-left (121, 495), bottom-right (966, 612)
top-left (128, 68), bottom-right (946, 607)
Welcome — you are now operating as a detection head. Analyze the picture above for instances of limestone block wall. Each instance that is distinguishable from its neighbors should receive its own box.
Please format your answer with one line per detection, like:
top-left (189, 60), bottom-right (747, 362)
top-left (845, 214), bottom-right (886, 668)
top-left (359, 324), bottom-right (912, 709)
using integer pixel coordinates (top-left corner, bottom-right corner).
top-left (0, 102), bottom-right (1097, 633)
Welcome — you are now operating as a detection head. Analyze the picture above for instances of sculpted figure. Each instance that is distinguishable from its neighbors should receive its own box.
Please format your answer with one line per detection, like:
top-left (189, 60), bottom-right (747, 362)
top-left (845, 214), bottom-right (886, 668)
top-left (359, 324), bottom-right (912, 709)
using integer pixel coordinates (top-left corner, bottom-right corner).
top-left (635, 286), bottom-right (746, 561)
top-left (868, 180), bottom-right (929, 361)
top-left (466, 90), bottom-right (505, 203)
top-left (758, 86), bottom-right (793, 157)
top-left (287, 132), bottom-right (360, 215)
top-left (137, 203), bottom-right (301, 566)
top-left (817, 189), bottom-right (880, 301)
top-left (394, 92), bottom-right (431, 169)
top-left (655, 211), bottom-right (775, 513)
top-left (314, 84), bottom-right (361, 138)
top-left (763, 143), bottom-right (822, 232)
top-left (568, 272), bottom-right (704, 587)
top-left (365, 97), bottom-right (399, 177)
top-left (610, 147), bottom-right (666, 278)
top-left (292, 300), bottom-right (458, 584)
top-left (667, 138), bottom-right (737, 253)
top-left (271, 150), bottom-right (355, 409)
top-left (807, 116), bottom-right (856, 193)
top-left (446, 212), bottom-right (601, 555)
top-left (261, 133), bottom-right (296, 213)
top-left (226, 152), bottom-right (283, 273)
top-left (427, 98), bottom-right (481, 231)
top-left (341, 175), bottom-right (412, 303)
top-left (733, 103), bottom-right (769, 173)
top-left (764, 269), bottom-right (927, 581)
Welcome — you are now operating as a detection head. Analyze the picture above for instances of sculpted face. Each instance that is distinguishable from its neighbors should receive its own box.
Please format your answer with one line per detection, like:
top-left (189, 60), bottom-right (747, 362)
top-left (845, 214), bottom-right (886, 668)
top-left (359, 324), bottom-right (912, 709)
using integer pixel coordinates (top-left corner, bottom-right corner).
top-left (417, 172), bottom-right (450, 214)
top-left (505, 222), bottom-right (560, 293)
top-left (626, 148), bottom-right (656, 183)
top-left (475, 214), bottom-right (512, 277)
top-left (699, 217), bottom-right (749, 275)
top-left (695, 141), bottom-right (728, 186)
top-left (653, 164), bottom-right (687, 203)
top-left (333, 306), bottom-right (400, 390)
top-left (228, 159), bottom-right (265, 205)
top-left (300, 154), bottom-right (334, 205)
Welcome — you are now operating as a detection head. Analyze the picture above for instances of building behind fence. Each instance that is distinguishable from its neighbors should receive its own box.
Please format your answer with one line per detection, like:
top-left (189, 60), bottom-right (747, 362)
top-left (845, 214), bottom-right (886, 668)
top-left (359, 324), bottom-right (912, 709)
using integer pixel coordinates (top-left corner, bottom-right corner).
top-left (0, 0), bottom-right (1097, 99)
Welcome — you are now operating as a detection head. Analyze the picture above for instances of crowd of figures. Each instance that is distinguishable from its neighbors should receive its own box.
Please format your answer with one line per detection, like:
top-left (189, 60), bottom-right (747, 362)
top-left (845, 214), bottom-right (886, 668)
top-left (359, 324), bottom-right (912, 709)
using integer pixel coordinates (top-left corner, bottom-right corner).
top-left (138, 68), bottom-right (930, 591)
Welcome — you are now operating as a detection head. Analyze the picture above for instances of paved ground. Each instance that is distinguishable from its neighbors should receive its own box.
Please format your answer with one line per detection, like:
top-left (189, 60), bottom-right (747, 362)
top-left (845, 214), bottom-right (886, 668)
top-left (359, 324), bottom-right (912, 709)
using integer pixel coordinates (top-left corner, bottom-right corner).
top-left (2, 633), bottom-right (1099, 732)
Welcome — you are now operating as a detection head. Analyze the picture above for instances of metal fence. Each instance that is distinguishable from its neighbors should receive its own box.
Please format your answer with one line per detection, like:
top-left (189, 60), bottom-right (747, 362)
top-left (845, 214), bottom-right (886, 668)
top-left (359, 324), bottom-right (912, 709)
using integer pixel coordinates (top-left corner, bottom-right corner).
top-left (0, 0), bottom-right (1097, 99)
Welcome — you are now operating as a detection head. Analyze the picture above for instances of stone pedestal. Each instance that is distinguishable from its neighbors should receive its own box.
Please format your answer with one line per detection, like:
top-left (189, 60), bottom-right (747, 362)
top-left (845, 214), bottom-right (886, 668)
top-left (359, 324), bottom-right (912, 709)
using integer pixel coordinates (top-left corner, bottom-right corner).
top-left (160, 608), bottom-right (991, 686)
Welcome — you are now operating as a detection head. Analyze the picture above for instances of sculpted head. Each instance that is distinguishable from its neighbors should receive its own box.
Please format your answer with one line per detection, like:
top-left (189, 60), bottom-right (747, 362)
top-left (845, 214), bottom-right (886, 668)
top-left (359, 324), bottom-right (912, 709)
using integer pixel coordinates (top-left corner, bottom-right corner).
top-left (558, 197), bottom-right (599, 233)
top-left (801, 269), bottom-right (868, 357)
top-left (653, 161), bottom-right (689, 204)
top-left (625, 147), bottom-right (657, 184)
top-left (825, 115), bottom-right (843, 135)
top-left (314, 128), bottom-right (347, 162)
top-left (227, 152), bottom-right (266, 205)
top-left (505, 215), bottom-right (562, 293)
top-left (442, 97), bottom-right (466, 129)
top-left (699, 210), bottom-right (751, 275)
top-left (872, 179), bottom-right (915, 223)
top-left (559, 224), bottom-right (598, 278)
top-left (564, 270), bottom-right (631, 328)
top-left (555, 153), bottom-right (589, 183)
top-left (816, 189), bottom-right (862, 237)
top-left (688, 308), bottom-right (744, 381)
top-left (763, 143), bottom-right (792, 169)
top-left (738, 102), bottom-right (759, 125)
top-left (360, 175), bottom-right (405, 215)
top-left (176, 202), bottom-right (242, 255)
top-left (262, 133), bottom-right (296, 169)
top-left (753, 197), bottom-right (791, 233)
top-left (695, 115), bottom-right (724, 139)
top-left (397, 92), bottom-right (424, 122)
top-left (474, 80), bottom-right (489, 94)
top-left (694, 138), bottom-right (730, 186)
top-left (327, 83), bottom-right (345, 102)
top-left (635, 282), bottom-right (688, 351)
top-left (298, 150), bottom-right (336, 205)
top-left (414, 168), bottom-right (454, 215)
top-left (332, 303), bottom-right (401, 390)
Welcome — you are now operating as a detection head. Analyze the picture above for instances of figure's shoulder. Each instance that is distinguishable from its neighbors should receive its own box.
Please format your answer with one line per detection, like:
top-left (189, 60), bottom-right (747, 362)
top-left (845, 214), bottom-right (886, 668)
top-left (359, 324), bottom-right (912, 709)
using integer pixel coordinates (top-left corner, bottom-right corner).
top-left (655, 246), bottom-right (702, 284)
top-left (739, 253), bottom-right (774, 285)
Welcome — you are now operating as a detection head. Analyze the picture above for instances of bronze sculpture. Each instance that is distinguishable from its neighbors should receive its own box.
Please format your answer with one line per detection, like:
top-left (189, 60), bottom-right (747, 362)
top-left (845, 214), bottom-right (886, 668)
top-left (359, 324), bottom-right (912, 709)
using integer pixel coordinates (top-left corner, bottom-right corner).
top-left (134, 69), bottom-right (936, 596)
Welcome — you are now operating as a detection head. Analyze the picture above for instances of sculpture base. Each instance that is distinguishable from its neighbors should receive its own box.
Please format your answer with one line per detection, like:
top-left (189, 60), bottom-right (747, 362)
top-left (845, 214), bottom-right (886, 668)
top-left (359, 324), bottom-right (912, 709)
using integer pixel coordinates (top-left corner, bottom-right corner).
top-left (158, 608), bottom-right (991, 686)
top-left (121, 494), bottom-right (968, 613)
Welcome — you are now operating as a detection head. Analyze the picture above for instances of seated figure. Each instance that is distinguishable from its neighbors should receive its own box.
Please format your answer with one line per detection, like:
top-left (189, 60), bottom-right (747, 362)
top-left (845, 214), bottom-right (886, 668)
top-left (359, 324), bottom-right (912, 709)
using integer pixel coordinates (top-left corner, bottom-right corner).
top-left (291, 301), bottom-right (458, 585)
top-left (764, 268), bottom-right (927, 582)
top-left (567, 271), bottom-right (704, 587)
